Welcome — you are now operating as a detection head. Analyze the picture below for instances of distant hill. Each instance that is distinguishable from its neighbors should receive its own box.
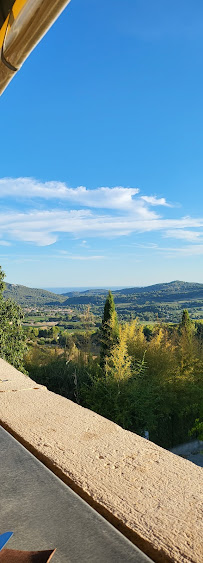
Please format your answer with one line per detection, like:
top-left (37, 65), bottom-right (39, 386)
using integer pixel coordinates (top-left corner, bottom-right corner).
top-left (3, 280), bottom-right (203, 322)
top-left (61, 280), bottom-right (203, 322)
top-left (117, 280), bottom-right (203, 297)
top-left (4, 284), bottom-right (66, 307)
top-left (62, 280), bottom-right (203, 303)
top-left (44, 286), bottom-right (124, 294)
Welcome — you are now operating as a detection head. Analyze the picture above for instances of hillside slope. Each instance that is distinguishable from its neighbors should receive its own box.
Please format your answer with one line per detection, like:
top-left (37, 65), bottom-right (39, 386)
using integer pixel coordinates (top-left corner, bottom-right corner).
top-left (4, 284), bottom-right (65, 306)
top-left (63, 280), bottom-right (203, 304)
top-left (62, 281), bottom-right (203, 322)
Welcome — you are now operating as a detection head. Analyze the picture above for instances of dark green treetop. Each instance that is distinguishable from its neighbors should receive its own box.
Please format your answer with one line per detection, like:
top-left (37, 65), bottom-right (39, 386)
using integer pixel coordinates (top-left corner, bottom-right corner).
top-left (180, 308), bottom-right (194, 335)
top-left (181, 309), bottom-right (192, 329)
top-left (100, 290), bottom-right (119, 370)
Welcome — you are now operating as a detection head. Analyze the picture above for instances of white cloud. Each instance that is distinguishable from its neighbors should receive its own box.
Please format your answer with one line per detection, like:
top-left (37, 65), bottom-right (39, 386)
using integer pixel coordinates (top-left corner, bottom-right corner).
top-left (0, 177), bottom-right (173, 219)
top-left (162, 245), bottom-right (203, 256)
top-left (164, 229), bottom-right (203, 241)
top-left (0, 240), bottom-right (11, 246)
top-left (141, 195), bottom-right (172, 206)
top-left (0, 208), bottom-right (203, 246)
top-left (0, 177), bottom-right (202, 249)
top-left (67, 255), bottom-right (105, 261)
top-left (0, 178), bottom-right (141, 210)
top-left (12, 231), bottom-right (58, 246)
top-left (57, 250), bottom-right (105, 260)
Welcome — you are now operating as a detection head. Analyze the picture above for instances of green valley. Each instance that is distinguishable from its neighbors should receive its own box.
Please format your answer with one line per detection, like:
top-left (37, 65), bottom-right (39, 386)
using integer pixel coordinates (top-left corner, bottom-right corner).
top-left (4, 280), bottom-right (203, 326)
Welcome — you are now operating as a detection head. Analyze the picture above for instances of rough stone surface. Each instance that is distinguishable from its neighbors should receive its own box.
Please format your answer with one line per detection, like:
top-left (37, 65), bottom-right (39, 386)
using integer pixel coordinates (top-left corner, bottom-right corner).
top-left (0, 359), bottom-right (202, 563)
top-left (0, 361), bottom-right (45, 391)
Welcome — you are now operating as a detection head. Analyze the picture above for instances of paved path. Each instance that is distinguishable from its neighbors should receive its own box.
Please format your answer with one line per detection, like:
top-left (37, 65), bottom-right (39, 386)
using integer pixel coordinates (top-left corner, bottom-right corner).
top-left (0, 427), bottom-right (152, 563)
top-left (182, 453), bottom-right (203, 468)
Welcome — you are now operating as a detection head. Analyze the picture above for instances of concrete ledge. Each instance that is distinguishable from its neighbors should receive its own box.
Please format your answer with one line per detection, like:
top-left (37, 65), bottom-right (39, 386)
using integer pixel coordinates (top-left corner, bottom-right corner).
top-left (0, 359), bottom-right (202, 563)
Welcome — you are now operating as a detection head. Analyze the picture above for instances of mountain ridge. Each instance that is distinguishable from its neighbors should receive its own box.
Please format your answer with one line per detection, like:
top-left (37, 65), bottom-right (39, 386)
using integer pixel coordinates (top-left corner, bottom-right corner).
top-left (3, 279), bottom-right (203, 305)
top-left (61, 280), bottom-right (203, 297)
top-left (4, 283), bottom-right (66, 306)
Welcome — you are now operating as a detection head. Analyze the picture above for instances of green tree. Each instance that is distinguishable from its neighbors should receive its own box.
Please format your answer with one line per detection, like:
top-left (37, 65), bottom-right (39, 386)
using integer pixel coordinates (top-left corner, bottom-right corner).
top-left (100, 290), bottom-right (119, 370)
top-left (0, 266), bottom-right (26, 371)
top-left (195, 321), bottom-right (203, 342)
top-left (108, 326), bottom-right (132, 381)
top-left (180, 309), bottom-right (193, 334)
top-left (190, 418), bottom-right (203, 440)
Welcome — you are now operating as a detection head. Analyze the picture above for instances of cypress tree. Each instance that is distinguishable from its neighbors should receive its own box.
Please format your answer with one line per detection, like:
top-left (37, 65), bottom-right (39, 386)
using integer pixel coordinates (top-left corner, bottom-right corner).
top-left (181, 309), bottom-right (192, 331)
top-left (179, 309), bottom-right (194, 341)
top-left (100, 290), bottom-right (119, 370)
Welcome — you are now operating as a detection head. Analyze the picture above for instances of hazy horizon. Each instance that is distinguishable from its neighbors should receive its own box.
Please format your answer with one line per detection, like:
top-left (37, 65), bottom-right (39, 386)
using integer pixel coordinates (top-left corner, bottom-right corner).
top-left (5, 279), bottom-right (202, 295)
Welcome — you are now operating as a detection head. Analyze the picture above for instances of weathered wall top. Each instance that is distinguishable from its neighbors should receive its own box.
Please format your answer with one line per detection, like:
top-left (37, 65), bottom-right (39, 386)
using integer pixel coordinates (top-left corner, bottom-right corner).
top-left (0, 358), bottom-right (202, 563)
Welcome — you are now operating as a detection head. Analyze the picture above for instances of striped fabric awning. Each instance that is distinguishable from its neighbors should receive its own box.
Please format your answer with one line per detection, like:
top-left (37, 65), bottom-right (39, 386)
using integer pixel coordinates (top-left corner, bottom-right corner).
top-left (0, 0), bottom-right (71, 94)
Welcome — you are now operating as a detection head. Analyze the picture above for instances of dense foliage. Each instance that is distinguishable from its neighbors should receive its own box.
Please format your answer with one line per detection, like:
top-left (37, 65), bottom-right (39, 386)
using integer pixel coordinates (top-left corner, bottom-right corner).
top-left (0, 268), bottom-right (26, 370)
top-left (25, 298), bottom-right (203, 449)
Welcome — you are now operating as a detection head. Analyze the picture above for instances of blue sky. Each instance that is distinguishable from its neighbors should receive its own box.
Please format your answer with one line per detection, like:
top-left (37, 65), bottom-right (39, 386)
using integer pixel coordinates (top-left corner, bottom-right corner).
top-left (0, 0), bottom-right (203, 288)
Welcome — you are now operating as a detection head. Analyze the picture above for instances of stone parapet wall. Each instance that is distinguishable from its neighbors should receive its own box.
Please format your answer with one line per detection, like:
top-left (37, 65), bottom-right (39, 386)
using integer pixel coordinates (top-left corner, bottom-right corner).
top-left (0, 359), bottom-right (202, 563)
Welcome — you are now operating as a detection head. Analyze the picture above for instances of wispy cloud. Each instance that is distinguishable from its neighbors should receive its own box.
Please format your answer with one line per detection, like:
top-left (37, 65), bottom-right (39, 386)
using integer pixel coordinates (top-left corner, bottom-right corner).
top-left (0, 178), bottom-right (172, 218)
top-left (66, 255), bottom-right (105, 261)
top-left (0, 178), bottom-right (141, 210)
top-left (162, 245), bottom-right (203, 257)
top-left (57, 250), bottom-right (105, 260)
top-left (0, 177), bottom-right (202, 250)
top-left (0, 208), bottom-right (203, 246)
top-left (164, 229), bottom-right (203, 242)
top-left (141, 196), bottom-right (172, 207)
top-left (0, 240), bottom-right (11, 246)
